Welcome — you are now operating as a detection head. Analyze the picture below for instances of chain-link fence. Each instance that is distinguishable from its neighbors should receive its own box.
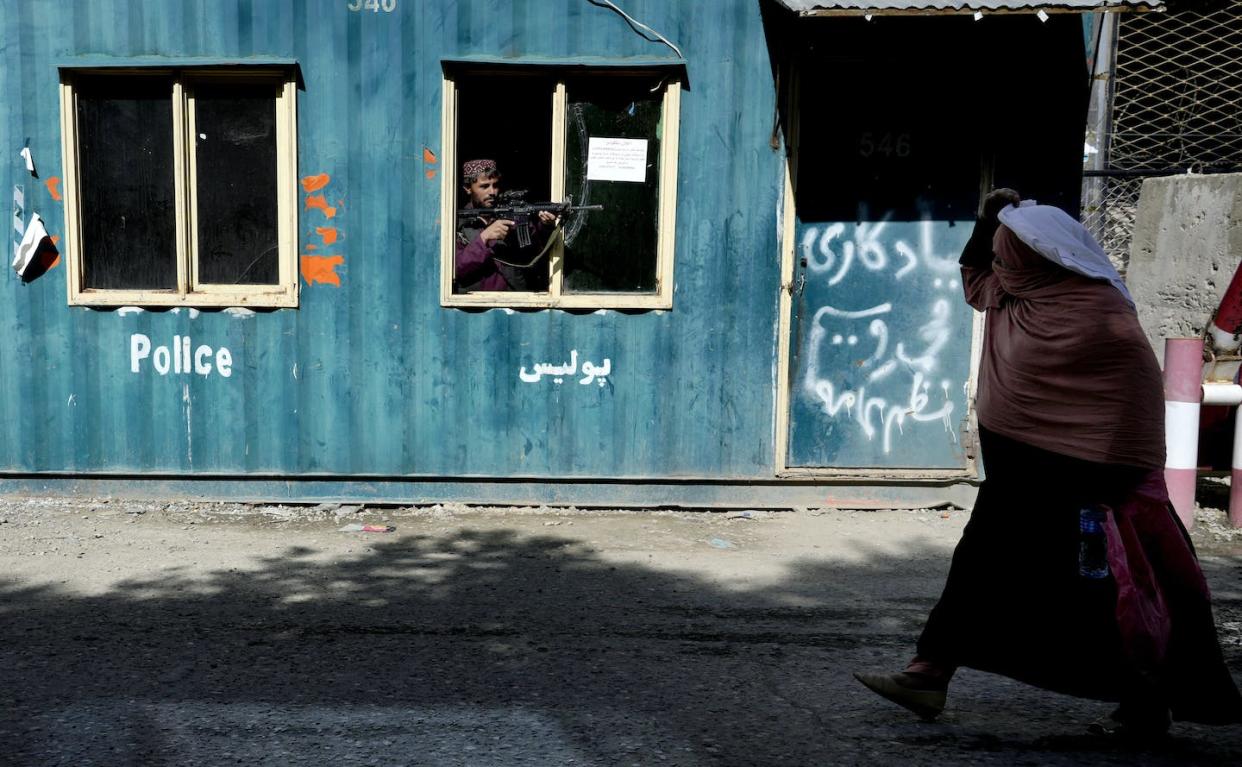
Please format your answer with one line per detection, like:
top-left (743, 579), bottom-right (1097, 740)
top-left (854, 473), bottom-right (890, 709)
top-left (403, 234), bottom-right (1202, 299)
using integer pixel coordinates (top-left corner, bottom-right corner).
top-left (1081, 175), bottom-right (1146, 273)
top-left (1082, 1), bottom-right (1242, 273)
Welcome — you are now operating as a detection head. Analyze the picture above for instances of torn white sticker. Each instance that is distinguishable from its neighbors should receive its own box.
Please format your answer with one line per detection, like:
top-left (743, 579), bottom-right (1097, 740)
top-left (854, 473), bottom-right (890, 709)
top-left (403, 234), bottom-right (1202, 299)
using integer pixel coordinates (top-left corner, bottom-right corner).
top-left (12, 184), bottom-right (23, 238)
top-left (19, 147), bottom-right (35, 175)
top-left (11, 212), bottom-right (47, 276)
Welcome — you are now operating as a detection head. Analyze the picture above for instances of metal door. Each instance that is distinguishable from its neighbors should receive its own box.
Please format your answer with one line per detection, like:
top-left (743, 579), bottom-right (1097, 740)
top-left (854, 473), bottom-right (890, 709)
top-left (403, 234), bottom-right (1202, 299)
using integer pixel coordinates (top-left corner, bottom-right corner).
top-left (783, 34), bottom-right (981, 472)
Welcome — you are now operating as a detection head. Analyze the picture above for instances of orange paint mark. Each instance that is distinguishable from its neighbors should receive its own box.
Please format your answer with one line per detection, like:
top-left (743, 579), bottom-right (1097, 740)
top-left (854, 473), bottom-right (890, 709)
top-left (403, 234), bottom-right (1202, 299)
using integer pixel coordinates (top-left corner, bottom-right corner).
top-left (301, 174), bottom-right (330, 193)
top-left (300, 255), bottom-right (344, 287)
top-left (423, 147), bottom-right (437, 164)
top-left (315, 226), bottom-right (339, 245)
top-left (48, 236), bottom-right (61, 269)
top-left (305, 244), bottom-right (318, 251)
top-left (46, 177), bottom-right (62, 202)
top-left (305, 195), bottom-right (337, 219)
top-left (426, 169), bottom-right (436, 180)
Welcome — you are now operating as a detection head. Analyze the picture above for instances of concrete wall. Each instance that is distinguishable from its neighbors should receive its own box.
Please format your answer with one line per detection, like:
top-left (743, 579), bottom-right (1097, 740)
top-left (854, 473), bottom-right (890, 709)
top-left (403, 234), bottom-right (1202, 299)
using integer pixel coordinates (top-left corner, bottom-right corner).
top-left (1127, 172), bottom-right (1242, 363)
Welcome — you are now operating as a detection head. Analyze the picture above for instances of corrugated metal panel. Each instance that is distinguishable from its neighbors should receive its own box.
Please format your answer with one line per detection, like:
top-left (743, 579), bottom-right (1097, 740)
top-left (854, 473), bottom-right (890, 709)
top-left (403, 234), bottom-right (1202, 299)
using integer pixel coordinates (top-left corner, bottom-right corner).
top-left (1, 0), bottom-right (784, 481)
top-left (775, 0), bottom-right (1154, 12)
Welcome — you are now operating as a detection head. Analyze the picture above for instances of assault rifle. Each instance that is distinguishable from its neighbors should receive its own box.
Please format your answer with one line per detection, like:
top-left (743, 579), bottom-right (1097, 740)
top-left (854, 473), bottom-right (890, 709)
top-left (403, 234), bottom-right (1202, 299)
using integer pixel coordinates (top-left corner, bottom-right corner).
top-left (457, 191), bottom-right (603, 248)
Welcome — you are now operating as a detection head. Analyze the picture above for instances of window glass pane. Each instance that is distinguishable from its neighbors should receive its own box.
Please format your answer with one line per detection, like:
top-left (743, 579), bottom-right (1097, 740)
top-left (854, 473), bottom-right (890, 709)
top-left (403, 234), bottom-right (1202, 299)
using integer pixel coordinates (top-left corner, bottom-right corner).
top-left (453, 74), bottom-right (554, 293)
top-left (76, 76), bottom-right (177, 290)
top-left (563, 76), bottom-right (664, 294)
top-left (194, 82), bottom-right (279, 285)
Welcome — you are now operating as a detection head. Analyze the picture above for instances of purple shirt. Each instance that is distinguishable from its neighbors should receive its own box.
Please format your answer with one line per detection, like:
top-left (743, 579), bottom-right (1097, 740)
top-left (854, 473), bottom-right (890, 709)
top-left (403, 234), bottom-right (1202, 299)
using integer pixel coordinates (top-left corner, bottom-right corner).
top-left (455, 215), bottom-right (510, 291)
top-left (454, 211), bottom-right (549, 292)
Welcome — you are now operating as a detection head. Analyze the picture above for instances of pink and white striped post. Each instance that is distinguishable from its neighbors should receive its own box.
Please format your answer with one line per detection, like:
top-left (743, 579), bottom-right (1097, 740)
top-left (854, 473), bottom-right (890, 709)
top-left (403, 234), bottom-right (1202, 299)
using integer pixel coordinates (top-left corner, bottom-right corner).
top-left (1233, 406), bottom-right (1242, 528)
top-left (1209, 267), bottom-right (1242, 527)
top-left (1164, 338), bottom-right (1204, 529)
top-left (1203, 383), bottom-right (1242, 528)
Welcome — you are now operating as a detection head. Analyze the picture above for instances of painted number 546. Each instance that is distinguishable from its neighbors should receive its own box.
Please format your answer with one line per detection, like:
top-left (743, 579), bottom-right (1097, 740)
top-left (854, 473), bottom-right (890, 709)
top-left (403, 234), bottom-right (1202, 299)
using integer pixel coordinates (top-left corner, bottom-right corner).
top-left (348, 0), bottom-right (396, 11)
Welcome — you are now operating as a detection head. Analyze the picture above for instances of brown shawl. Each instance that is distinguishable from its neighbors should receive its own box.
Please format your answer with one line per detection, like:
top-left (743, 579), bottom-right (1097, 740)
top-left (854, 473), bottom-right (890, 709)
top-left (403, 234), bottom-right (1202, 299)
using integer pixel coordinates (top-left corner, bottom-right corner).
top-left (963, 225), bottom-right (1166, 470)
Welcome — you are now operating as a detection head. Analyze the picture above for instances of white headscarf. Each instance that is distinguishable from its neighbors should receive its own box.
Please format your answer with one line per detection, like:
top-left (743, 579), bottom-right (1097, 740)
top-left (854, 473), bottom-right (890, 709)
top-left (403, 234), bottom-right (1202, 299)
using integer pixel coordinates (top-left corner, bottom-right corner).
top-left (998, 201), bottom-right (1134, 307)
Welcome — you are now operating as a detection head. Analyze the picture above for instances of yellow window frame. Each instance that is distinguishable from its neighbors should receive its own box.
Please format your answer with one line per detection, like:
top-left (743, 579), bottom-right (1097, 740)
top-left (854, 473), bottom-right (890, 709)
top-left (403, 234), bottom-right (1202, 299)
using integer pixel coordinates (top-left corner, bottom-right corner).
top-left (59, 68), bottom-right (299, 308)
top-left (439, 71), bottom-right (680, 310)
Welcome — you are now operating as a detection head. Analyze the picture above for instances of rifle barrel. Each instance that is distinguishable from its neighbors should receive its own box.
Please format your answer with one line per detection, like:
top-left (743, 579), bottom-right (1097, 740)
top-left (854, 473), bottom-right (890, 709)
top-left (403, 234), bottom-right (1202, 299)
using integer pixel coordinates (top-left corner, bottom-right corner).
top-left (457, 203), bottom-right (605, 217)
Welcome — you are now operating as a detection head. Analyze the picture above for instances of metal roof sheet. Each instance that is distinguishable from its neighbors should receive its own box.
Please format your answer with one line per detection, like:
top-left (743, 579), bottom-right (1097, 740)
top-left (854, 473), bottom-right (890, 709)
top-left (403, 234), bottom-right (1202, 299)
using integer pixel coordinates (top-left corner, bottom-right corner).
top-left (774, 0), bottom-right (1156, 12)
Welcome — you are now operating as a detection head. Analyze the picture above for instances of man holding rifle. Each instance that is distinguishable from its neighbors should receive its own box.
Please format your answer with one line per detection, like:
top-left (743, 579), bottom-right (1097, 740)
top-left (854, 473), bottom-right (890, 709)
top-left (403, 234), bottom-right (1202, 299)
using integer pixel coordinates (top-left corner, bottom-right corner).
top-left (454, 159), bottom-right (557, 293)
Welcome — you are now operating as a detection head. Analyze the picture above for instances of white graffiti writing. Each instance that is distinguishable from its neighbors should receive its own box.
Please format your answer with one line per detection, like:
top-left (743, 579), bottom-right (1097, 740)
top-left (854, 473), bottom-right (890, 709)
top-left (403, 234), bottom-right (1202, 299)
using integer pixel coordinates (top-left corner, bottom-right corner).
top-left (799, 219), bottom-right (965, 456)
top-left (895, 298), bottom-right (951, 374)
top-left (800, 218), bottom-right (960, 286)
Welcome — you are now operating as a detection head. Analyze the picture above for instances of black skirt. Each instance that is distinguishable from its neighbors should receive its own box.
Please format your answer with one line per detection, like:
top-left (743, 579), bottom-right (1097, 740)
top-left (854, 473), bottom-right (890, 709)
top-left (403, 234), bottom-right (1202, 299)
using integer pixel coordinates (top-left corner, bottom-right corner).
top-left (917, 427), bottom-right (1242, 723)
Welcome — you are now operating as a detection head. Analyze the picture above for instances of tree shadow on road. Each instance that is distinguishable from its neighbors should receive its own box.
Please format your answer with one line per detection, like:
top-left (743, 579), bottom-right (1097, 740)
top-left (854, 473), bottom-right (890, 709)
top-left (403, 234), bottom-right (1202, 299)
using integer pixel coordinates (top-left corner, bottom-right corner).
top-left (1, 524), bottom-right (1240, 766)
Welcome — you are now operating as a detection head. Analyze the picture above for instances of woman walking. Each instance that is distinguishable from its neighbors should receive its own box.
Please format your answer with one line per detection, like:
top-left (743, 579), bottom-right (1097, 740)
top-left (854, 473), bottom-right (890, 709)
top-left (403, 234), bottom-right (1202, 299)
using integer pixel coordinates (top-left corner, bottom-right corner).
top-left (855, 189), bottom-right (1242, 737)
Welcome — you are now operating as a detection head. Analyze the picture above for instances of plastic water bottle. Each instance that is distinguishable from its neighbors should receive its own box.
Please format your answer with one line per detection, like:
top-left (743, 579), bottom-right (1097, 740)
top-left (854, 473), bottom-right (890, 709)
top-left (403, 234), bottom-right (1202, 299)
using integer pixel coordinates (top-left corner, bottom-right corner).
top-left (1078, 507), bottom-right (1110, 579)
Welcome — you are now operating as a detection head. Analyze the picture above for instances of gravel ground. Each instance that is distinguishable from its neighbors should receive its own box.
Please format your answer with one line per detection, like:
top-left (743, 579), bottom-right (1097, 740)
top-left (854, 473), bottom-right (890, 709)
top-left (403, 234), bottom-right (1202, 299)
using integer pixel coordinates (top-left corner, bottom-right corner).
top-left (1, 493), bottom-right (1240, 766)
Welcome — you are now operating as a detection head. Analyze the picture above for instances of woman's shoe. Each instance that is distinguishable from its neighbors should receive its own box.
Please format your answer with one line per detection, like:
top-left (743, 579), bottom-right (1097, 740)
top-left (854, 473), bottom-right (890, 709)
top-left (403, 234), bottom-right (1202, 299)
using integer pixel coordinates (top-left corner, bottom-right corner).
top-left (853, 671), bottom-right (947, 721)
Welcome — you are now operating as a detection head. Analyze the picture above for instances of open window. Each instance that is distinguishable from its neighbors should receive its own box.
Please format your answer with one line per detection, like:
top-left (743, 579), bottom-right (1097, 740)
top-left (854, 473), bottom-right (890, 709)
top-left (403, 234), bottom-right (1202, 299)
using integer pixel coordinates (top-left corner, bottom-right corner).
top-left (440, 65), bottom-right (681, 309)
top-left (59, 68), bottom-right (299, 307)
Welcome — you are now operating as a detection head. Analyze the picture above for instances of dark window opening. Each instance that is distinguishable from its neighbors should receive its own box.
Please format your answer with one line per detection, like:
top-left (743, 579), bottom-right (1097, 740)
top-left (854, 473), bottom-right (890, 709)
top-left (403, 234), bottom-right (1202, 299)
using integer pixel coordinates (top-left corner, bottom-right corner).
top-left (446, 67), bottom-right (677, 302)
top-left (453, 73), bottom-right (555, 294)
top-left (194, 82), bottom-right (280, 285)
top-left (77, 75), bottom-right (178, 290)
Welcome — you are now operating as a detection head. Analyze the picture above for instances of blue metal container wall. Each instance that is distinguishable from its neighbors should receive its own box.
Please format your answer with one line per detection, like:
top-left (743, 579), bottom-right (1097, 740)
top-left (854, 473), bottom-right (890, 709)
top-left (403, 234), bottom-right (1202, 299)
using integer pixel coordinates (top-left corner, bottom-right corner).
top-left (0, 0), bottom-right (784, 479)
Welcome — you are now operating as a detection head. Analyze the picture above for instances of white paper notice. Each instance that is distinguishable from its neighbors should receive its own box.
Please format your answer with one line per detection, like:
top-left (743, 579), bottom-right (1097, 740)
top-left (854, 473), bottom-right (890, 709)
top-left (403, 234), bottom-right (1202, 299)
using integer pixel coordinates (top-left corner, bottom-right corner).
top-left (586, 137), bottom-right (648, 183)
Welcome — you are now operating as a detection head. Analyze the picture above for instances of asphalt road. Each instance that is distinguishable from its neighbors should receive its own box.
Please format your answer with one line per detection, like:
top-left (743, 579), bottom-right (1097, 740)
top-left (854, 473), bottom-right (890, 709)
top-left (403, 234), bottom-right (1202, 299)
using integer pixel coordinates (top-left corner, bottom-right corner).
top-left (1, 498), bottom-right (1240, 766)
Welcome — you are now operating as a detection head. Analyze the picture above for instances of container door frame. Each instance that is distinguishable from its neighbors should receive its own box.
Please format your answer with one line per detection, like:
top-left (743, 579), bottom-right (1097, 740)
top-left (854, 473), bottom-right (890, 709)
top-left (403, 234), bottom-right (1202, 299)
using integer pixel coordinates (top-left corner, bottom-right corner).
top-left (773, 66), bottom-right (984, 480)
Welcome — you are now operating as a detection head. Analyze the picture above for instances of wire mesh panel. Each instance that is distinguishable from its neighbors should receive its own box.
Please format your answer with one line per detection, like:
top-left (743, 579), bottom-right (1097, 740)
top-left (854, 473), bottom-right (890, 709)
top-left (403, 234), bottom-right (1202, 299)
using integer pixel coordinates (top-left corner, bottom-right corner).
top-left (1081, 175), bottom-right (1146, 273)
top-left (1083, 2), bottom-right (1242, 271)
top-left (1112, 2), bottom-right (1242, 169)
